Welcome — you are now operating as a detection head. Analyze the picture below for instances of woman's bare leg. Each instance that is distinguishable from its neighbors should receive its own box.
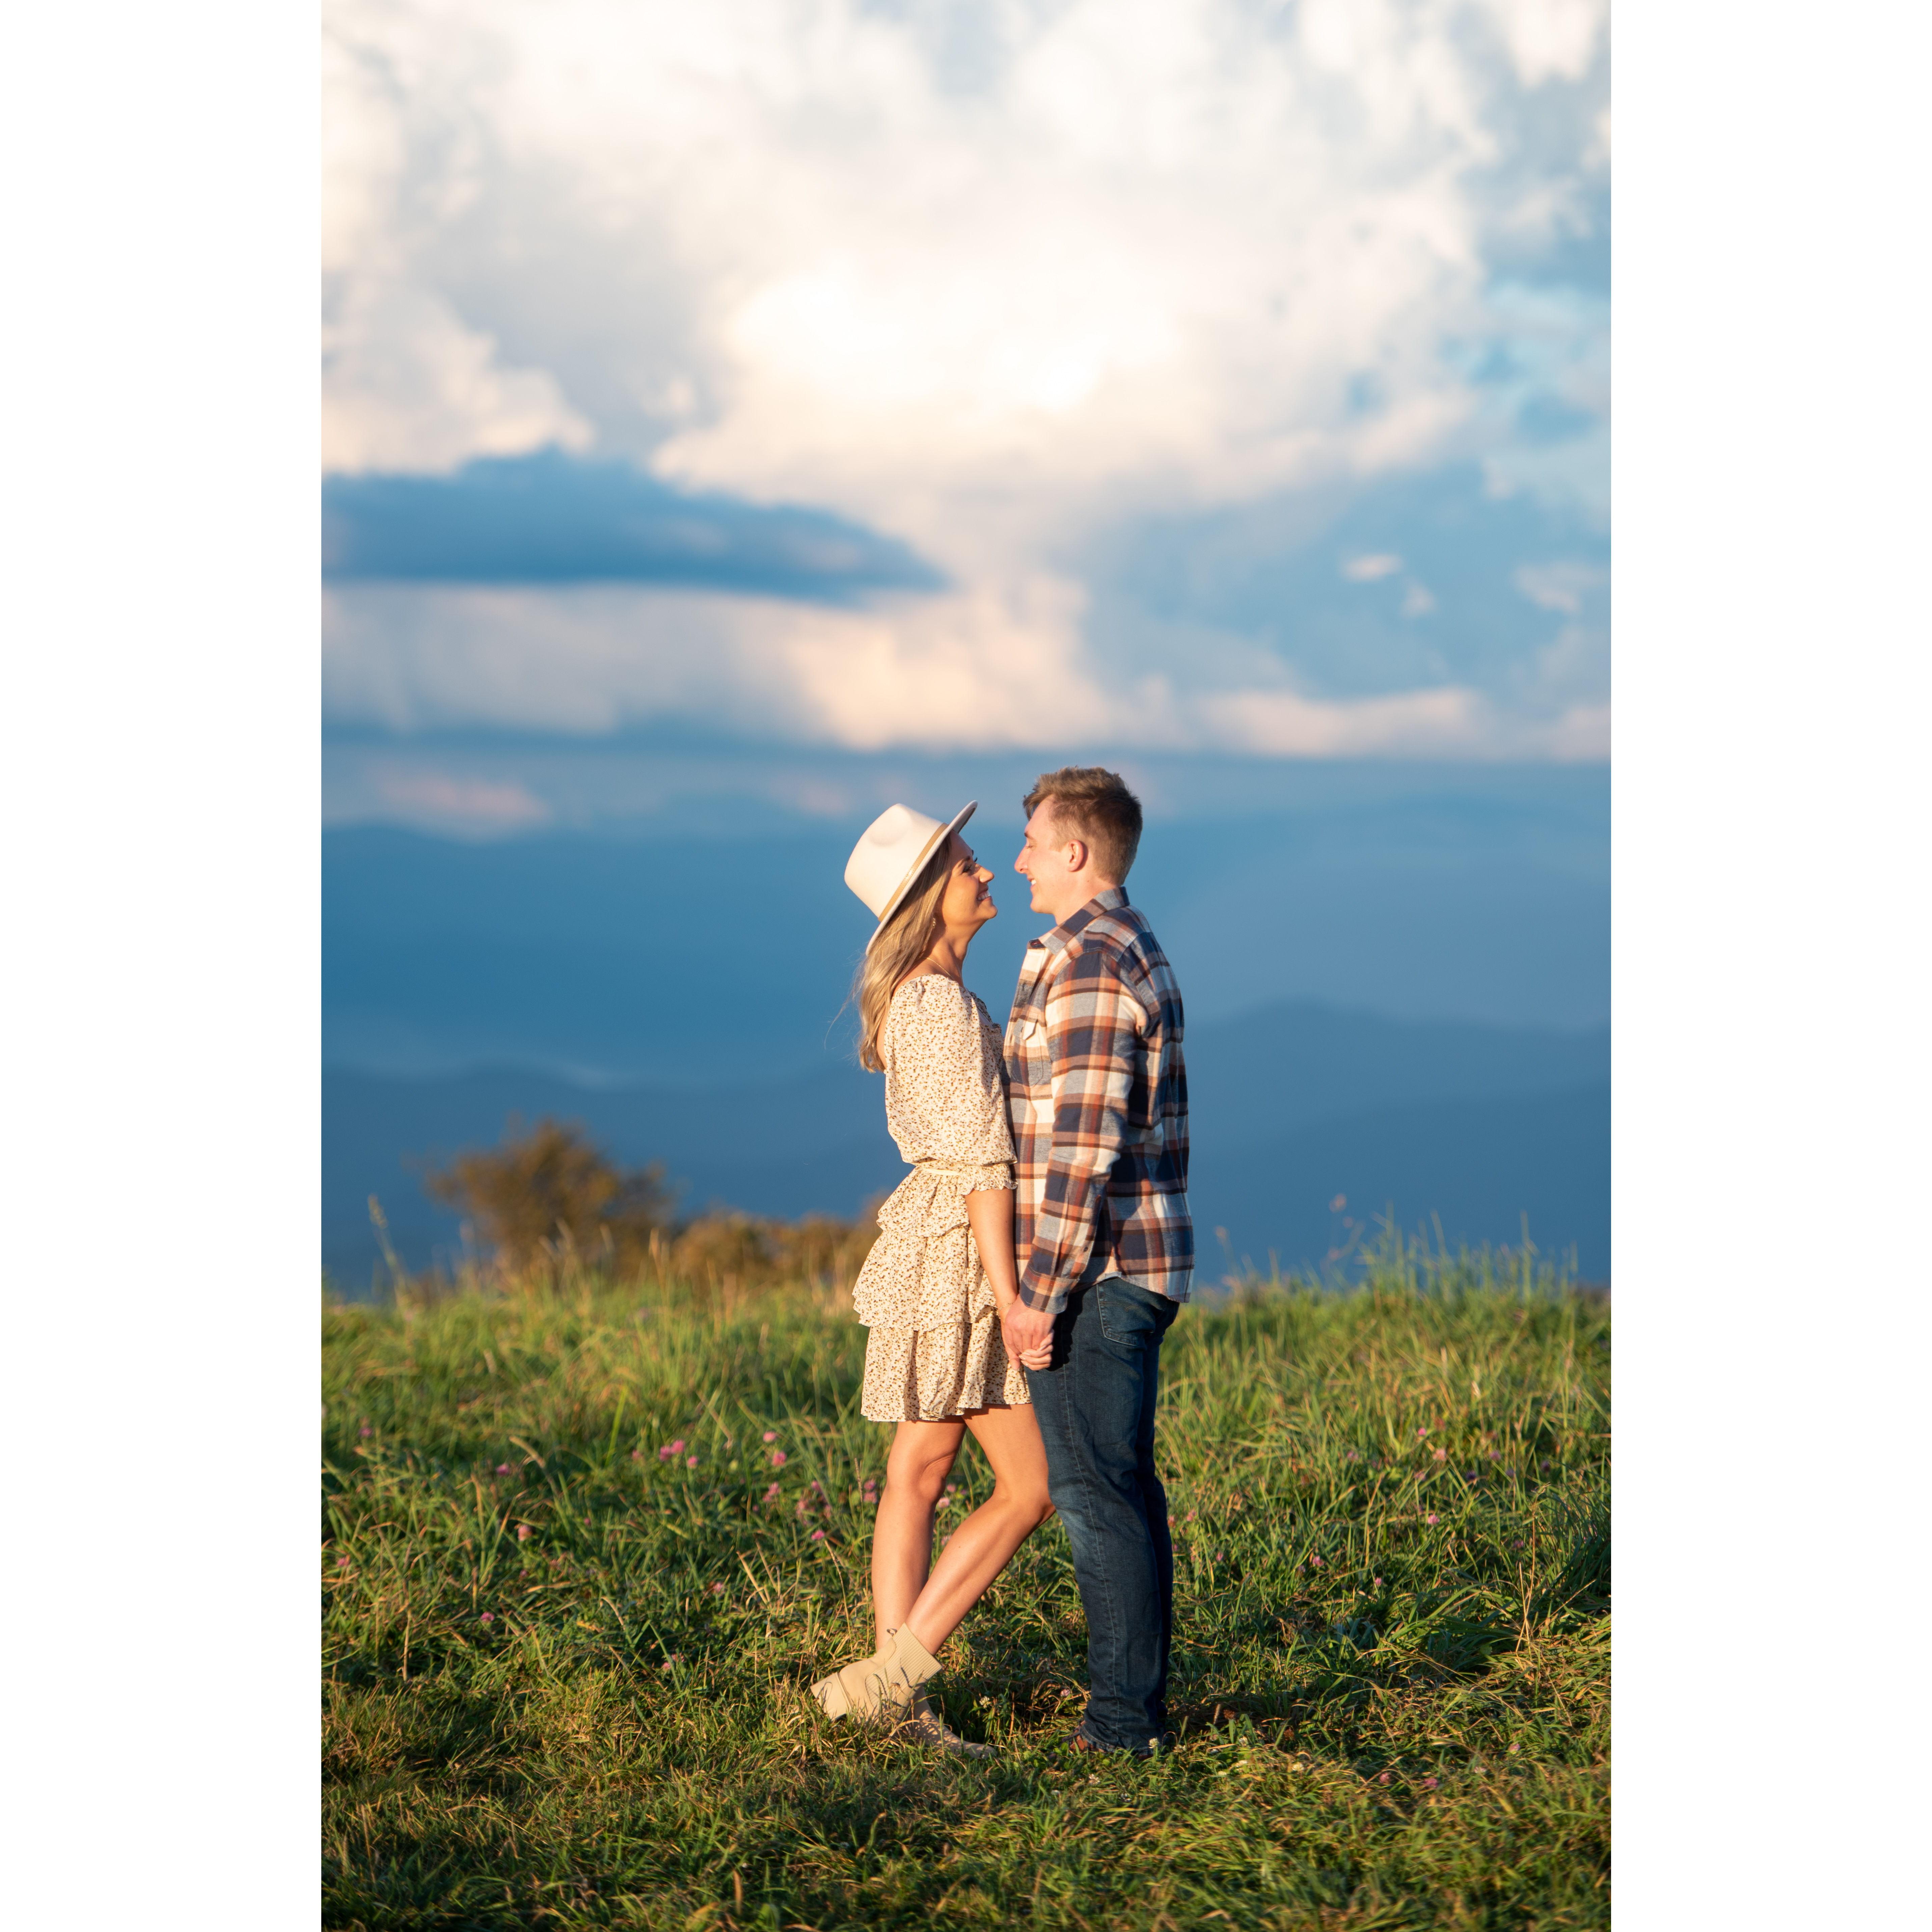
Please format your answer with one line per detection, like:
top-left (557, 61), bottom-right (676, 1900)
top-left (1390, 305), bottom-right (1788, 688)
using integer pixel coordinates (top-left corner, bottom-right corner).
top-left (871, 1418), bottom-right (966, 1648)
top-left (900, 1403), bottom-right (1054, 1655)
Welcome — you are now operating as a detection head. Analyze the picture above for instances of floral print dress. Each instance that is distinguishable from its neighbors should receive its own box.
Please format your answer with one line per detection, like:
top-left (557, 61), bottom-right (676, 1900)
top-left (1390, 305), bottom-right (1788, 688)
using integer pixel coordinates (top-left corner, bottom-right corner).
top-left (852, 975), bottom-right (1028, 1422)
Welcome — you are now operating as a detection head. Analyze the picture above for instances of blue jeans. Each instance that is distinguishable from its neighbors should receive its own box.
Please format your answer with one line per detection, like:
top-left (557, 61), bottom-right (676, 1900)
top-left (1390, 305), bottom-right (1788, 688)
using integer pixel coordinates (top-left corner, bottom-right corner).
top-left (1025, 1273), bottom-right (1181, 1754)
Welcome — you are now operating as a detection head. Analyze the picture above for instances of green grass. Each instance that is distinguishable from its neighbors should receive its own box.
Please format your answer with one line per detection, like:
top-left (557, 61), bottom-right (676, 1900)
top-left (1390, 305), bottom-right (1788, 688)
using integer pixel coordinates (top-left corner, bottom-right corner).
top-left (323, 1242), bottom-right (1609, 1930)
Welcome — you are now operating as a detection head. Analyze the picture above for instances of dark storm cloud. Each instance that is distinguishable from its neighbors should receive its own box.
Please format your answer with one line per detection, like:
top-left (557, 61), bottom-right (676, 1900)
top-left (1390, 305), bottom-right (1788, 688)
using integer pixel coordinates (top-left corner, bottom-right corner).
top-left (321, 449), bottom-right (946, 601)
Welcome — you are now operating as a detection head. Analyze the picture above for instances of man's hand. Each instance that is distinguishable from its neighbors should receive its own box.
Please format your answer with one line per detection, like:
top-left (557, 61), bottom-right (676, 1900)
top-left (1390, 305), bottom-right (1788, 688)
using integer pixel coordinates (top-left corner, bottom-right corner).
top-left (1003, 1299), bottom-right (1056, 1371)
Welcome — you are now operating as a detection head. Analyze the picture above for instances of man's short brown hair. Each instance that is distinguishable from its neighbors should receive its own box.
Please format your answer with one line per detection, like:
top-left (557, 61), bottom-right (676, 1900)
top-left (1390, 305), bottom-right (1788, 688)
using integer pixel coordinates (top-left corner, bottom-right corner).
top-left (1022, 766), bottom-right (1144, 881)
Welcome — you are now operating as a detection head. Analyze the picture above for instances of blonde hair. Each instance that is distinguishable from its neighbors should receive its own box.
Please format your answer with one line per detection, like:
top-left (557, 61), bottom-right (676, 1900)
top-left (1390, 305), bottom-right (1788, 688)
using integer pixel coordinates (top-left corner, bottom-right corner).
top-left (852, 840), bottom-right (954, 1072)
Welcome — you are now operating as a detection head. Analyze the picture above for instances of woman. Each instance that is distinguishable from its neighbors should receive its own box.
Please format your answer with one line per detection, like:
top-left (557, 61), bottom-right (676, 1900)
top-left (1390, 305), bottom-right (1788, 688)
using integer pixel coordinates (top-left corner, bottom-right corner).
top-left (809, 800), bottom-right (1055, 1753)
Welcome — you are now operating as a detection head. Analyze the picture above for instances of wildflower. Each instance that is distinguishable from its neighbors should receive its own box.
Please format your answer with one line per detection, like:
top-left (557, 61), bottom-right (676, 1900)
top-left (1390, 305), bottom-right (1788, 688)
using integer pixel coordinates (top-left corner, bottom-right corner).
top-left (811, 1529), bottom-right (826, 1542)
top-left (1186, 1511), bottom-right (1198, 1523)
top-left (1344, 1450), bottom-right (1359, 1461)
top-left (1433, 1447), bottom-right (1447, 1461)
top-left (1422, 1776), bottom-right (1439, 1790)
top-left (480, 1612), bottom-right (494, 1625)
top-left (1309, 1555), bottom-right (1324, 1568)
top-left (709, 1581), bottom-right (725, 1596)
top-left (359, 1424), bottom-right (372, 1438)
top-left (516, 1523), bottom-right (533, 1542)
top-left (762, 1430), bottom-right (778, 1442)
top-left (659, 1439), bottom-right (686, 1461)
top-left (495, 1462), bottom-right (511, 1474)
top-left (1377, 1771), bottom-right (1391, 1785)
top-left (660, 1655), bottom-right (681, 1672)
top-left (764, 1482), bottom-right (780, 1501)
top-left (687, 1454), bottom-right (698, 1468)
top-left (769, 1449), bottom-right (787, 1468)
top-left (1373, 1576), bottom-right (1383, 1586)
top-left (1425, 1513), bottom-right (1439, 1525)
top-left (1168, 1514), bottom-right (1177, 1527)
top-left (1330, 1194), bottom-right (1346, 1212)
top-left (629, 1449), bottom-right (641, 1461)
top-left (335, 1555), bottom-right (351, 1568)
top-left (1416, 1426), bottom-right (1430, 1439)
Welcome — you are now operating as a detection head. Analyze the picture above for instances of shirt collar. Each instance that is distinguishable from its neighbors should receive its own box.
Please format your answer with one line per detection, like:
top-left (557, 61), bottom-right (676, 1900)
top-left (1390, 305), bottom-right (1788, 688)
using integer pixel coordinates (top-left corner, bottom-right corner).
top-left (1028, 884), bottom-right (1131, 955)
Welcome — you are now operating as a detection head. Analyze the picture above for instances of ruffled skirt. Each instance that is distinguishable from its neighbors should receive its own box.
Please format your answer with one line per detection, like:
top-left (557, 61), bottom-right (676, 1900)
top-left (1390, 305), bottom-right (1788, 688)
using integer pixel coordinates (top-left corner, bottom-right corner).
top-left (852, 1160), bottom-right (1029, 1423)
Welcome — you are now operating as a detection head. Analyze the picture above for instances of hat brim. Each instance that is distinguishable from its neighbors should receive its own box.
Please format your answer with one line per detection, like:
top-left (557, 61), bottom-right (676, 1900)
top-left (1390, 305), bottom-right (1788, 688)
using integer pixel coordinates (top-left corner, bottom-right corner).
top-left (863, 800), bottom-right (978, 954)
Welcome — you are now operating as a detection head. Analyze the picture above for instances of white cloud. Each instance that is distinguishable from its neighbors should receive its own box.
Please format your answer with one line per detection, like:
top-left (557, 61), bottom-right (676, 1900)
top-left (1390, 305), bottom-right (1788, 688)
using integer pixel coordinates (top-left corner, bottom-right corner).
top-left (1473, 0), bottom-right (1606, 88)
top-left (325, 578), bottom-right (1602, 760)
top-left (1343, 553), bottom-right (1406, 581)
top-left (322, 16), bottom-right (595, 472)
top-left (1515, 561), bottom-right (1606, 615)
top-left (321, 0), bottom-right (1609, 752)
top-left (322, 280), bottom-right (594, 473)
top-left (372, 770), bottom-right (554, 831)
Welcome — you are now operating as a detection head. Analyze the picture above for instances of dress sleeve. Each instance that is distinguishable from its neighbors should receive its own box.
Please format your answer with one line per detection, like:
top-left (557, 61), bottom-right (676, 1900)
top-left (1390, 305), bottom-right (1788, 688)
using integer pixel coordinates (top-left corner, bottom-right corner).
top-left (885, 980), bottom-right (1016, 1174)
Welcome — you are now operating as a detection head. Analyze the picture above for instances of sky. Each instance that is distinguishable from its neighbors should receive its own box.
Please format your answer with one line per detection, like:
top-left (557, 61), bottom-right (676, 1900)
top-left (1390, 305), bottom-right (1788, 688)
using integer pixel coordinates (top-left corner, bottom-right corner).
top-left (322, 0), bottom-right (1610, 805)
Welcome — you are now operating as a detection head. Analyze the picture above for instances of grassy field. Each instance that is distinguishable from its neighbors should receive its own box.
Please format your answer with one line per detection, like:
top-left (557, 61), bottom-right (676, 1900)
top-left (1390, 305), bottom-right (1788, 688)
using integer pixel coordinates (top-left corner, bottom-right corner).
top-left (323, 1239), bottom-right (1609, 1930)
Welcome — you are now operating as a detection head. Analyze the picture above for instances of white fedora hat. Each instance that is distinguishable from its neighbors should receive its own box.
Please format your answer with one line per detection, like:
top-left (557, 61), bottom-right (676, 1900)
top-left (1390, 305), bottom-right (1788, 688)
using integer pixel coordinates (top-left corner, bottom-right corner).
top-left (844, 799), bottom-right (978, 951)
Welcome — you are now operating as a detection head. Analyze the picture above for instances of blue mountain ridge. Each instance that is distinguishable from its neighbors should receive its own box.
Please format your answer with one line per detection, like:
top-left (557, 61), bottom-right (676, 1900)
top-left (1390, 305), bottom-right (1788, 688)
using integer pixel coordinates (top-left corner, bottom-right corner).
top-left (325, 1000), bottom-right (1608, 1294)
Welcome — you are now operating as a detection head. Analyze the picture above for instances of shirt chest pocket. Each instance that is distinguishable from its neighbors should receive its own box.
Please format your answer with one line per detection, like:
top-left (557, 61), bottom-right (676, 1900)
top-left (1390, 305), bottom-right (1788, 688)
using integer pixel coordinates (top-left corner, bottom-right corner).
top-left (1009, 1013), bottom-right (1047, 1062)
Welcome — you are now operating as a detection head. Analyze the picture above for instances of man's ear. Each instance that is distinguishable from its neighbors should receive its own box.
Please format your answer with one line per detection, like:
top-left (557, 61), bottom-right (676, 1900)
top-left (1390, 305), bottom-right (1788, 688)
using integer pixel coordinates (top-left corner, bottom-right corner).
top-left (1064, 837), bottom-right (1089, 874)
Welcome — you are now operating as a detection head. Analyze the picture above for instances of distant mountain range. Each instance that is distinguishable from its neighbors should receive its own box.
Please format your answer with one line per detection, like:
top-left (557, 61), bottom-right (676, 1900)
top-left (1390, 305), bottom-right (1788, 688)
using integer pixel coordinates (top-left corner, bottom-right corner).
top-left (326, 1000), bottom-right (1608, 1293)
top-left (323, 797), bottom-right (1609, 1088)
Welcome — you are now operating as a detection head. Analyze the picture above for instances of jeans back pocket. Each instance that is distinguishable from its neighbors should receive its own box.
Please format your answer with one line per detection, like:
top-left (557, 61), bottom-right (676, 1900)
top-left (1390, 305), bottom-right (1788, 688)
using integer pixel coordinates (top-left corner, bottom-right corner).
top-left (1095, 1275), bottom-right (1175, 1345)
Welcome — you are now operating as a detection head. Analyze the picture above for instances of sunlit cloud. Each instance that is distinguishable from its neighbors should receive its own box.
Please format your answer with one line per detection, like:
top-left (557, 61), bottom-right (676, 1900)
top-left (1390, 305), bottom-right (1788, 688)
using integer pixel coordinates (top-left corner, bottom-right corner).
top-left (323, 576), bottom-right (1605, 760)
top-left (370, 769), bottom-right (554, 832)
top-left (322, 0), bottom-right (1609, 757)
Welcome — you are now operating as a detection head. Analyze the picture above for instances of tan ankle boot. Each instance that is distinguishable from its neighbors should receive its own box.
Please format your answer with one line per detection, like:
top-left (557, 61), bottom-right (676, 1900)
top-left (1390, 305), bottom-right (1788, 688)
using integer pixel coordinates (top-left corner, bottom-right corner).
top-left (808, 1625), bottom-right (941, 1726)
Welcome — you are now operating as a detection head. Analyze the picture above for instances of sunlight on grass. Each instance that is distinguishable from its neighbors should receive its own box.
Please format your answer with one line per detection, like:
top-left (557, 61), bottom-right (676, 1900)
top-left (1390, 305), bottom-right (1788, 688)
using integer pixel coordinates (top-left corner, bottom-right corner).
top-left (323, 1236), bottom-right (1608, 1930)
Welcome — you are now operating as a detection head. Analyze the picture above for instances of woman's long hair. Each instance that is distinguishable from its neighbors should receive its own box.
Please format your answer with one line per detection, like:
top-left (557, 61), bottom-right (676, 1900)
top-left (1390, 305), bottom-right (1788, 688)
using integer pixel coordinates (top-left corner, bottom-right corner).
top-left (852, 841), bottom-right (953, 1072)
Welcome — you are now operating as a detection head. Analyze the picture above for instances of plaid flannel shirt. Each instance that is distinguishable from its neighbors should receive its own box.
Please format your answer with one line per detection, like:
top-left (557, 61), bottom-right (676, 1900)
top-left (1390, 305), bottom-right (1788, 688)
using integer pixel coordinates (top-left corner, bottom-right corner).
top-left (1004, 887), bottom-right (1193, 1314)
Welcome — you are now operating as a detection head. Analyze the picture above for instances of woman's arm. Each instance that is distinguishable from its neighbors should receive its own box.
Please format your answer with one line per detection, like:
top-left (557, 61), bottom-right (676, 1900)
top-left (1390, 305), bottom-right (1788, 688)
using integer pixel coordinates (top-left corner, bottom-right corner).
top-left (963, 1184), bottom-right (1020, 1312)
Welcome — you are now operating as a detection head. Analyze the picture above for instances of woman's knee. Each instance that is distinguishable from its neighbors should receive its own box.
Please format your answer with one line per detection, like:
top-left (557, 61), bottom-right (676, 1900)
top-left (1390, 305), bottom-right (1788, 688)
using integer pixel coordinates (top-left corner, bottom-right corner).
top-left (995, 1479), bottom-right (1055, 1527)
top-left (885, 1451), bottom-right (953, 1506)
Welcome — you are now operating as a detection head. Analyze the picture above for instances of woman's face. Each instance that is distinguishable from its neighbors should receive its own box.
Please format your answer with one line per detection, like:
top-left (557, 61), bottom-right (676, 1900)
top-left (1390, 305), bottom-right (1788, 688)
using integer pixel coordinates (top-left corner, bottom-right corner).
top-left (939, 832), bottom-right (997, 933)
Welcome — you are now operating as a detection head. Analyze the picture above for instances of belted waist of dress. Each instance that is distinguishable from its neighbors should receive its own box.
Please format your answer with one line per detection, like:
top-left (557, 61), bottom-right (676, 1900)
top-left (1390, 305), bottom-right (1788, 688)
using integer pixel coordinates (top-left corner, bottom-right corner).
top-left (911, 1158), bottom-right (1009, 1171)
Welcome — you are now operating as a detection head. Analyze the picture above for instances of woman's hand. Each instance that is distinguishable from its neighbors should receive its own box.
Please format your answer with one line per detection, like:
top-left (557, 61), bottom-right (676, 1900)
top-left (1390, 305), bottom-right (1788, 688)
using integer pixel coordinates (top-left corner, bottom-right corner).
top-left (1002, 1299), bottom-right (1055, 1371)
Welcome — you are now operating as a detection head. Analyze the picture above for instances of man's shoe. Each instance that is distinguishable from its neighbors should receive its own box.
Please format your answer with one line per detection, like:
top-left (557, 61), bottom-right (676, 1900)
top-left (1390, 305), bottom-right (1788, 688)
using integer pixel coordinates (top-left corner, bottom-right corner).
top-left (1067, 1725), bottom-right (1170, 1761)
top-left (899, 1686), bottom-right (996, 1758)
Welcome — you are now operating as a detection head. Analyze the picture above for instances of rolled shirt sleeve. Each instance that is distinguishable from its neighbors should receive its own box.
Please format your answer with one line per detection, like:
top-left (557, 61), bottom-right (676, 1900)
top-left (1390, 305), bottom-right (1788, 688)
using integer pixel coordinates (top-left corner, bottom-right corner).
top-left (1016, 946), bottom-right (1147, 1313)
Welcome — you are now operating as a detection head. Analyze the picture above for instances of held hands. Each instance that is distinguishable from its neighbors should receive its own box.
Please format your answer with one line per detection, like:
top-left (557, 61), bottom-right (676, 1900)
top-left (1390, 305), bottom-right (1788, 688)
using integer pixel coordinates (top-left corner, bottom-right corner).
top-left (1001, 1297), bottom-right (1056, 1372)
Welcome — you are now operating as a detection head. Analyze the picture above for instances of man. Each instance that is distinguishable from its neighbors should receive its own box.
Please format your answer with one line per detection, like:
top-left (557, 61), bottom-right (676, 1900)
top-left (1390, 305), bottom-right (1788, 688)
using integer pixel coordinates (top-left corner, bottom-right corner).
top-left (999, 766), bottom-right (1192, 1758)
